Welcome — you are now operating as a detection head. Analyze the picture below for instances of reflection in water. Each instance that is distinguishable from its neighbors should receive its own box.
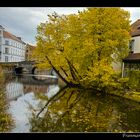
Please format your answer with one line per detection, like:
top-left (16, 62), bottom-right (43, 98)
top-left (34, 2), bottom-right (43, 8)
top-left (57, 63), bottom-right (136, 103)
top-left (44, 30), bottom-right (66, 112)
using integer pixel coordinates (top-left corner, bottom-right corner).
top-left (30, 88), bottom-right (140, 132)
top-left (0, 73), bottom-right (13, 132)
top-left (6, 82), bottom-right (24, 101)
top-left (4, 74), bottom-right (140, 132)
top-left (4, 74), bottom-right (59, 133)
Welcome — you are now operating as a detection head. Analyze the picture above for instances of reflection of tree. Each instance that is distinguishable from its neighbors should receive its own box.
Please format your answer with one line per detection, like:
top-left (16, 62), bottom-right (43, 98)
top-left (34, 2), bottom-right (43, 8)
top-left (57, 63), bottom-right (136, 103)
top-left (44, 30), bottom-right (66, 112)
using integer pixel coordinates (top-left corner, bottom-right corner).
top-left (36, 86), bottom-right (68, 118)
top-left (30, 88), bottom-right (140, 132)
top-left (0, 71), bottom-right (13, 132)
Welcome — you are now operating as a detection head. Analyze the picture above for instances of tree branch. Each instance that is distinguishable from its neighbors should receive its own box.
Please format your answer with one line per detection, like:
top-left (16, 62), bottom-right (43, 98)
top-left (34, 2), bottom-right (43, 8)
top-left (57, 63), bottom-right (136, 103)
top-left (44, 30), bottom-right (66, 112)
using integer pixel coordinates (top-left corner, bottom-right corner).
top-left (60, 66), bottom-right (69, 77)
top-left (45, 55), bottom-right (70, 85)
top-left (65, 57), bottom-right (82, 79)
top-left (67, 91), bottom-right (74, 106)
top-left (65, 57), bottom-right (79, 81)
top-left (36, 85), bottom-right (68, 118)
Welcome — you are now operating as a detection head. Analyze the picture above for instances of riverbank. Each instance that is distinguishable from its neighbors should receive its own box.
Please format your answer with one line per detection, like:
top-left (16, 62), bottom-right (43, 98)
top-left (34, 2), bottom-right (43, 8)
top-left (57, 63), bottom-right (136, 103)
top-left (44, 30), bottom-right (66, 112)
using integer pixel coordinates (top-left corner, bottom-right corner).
top-left (110, 91), bottom-right (140, 103)
top-left (0, 68), bottom-right (13, 132)
top-left (58, 76), bottom-right (140, 104)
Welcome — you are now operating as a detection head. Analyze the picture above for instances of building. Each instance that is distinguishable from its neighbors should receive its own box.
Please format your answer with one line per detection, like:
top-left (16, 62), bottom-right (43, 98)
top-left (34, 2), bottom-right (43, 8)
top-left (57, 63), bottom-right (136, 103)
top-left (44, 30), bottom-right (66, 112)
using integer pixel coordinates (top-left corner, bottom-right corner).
top-left (122, 19), bottom-right (140, 77)
top-left (0, 25), bottom-right (26, 62)
top-left (25, 43), bottom-right (36, 61)
top-left (6, 82), bottom-right (24, 101)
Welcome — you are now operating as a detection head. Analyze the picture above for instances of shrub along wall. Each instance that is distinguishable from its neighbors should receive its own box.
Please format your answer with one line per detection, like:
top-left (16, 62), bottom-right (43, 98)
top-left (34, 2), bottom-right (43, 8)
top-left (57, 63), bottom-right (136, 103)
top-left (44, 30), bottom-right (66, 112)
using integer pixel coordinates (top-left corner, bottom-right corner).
top-left (0, 66), bottom-right (13, 132)
top-left (127, 70), bottom-right (140, 91)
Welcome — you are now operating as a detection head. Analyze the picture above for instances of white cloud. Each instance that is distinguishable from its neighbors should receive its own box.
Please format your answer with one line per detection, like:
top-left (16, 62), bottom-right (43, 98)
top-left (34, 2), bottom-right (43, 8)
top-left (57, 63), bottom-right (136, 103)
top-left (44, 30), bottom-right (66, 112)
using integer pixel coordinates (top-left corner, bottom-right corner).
top-left (0, 7), bottom-right (84, 45)
top-left (0, 7), bottom-right (139, 45)
top-left (123, 7), bottom-right (140, 23)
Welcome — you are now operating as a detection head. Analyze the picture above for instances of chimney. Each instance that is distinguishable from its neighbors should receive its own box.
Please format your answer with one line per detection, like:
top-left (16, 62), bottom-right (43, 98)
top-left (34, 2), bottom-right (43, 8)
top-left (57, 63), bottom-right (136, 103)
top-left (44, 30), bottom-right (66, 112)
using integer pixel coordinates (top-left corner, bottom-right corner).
top-left (0, 25), bottom-right (4, 30)
top-left (17, 37), bottom-right (21, 40)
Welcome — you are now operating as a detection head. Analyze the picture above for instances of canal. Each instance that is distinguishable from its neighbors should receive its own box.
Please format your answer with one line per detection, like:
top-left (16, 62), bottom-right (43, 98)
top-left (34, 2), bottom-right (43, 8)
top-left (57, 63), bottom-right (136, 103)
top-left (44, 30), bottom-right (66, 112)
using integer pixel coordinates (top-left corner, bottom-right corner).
top-left (2, 74), bottom-right (140, 132)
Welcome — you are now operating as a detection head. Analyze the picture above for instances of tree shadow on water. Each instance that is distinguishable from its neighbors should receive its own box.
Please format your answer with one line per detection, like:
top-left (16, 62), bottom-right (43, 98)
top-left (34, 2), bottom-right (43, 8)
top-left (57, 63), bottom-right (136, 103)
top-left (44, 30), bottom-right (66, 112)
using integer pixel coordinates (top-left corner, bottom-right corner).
top-left (29, 86), bottom-right (140, 132)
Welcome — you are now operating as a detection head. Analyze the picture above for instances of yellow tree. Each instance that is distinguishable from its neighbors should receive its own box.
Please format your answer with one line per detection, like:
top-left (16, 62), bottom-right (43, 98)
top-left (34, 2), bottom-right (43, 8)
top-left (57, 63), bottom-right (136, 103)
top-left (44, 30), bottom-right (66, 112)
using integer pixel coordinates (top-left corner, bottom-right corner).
top-left (33, 8), bottom-right (130, 92)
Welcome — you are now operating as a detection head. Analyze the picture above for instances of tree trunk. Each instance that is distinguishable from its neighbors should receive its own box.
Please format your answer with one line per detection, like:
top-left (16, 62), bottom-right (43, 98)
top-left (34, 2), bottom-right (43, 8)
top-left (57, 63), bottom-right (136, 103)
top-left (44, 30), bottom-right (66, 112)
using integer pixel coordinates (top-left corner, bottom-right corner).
top-left (45, 55), bottom-right (70, 85)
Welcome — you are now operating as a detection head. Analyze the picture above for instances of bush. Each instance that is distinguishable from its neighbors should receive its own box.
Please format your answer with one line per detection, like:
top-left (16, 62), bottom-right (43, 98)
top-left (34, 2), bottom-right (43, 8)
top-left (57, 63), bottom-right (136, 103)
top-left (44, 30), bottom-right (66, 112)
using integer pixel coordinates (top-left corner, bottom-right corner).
top-left (127, 70), bottom-right (140, 91)
top-left (0, 66), bottom-right (13, 132)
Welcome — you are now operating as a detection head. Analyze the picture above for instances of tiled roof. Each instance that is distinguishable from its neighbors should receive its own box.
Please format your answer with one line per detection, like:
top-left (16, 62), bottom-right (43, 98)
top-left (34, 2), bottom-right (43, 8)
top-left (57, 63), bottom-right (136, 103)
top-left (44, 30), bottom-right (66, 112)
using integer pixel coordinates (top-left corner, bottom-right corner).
top-left (0, 25), bottom-right (4, 29)
top-left (26, 43), bottom-right (36, 48)
top-left (3, 30), bottom-right (26, 44)
top-left (131, 19), bottom-right (140, 37)
top-left (123, 53), bottom-right (140, 62)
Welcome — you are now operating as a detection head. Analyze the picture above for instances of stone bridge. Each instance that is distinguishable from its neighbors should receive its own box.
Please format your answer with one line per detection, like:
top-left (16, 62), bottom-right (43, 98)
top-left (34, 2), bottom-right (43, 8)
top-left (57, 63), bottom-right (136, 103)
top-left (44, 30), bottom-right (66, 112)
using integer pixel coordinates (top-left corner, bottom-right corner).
top-left (0, 61), bottom-right (42, 74)
top-left (0, 61), bottom-right (58, 76)
top-left (0, 61), bottom-right (38, 74)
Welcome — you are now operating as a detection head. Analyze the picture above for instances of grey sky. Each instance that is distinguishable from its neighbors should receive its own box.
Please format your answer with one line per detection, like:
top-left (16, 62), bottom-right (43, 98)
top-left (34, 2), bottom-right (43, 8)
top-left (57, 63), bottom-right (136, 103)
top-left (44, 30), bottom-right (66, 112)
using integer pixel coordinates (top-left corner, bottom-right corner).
top-left (0, 7), bottom-right (140, 45)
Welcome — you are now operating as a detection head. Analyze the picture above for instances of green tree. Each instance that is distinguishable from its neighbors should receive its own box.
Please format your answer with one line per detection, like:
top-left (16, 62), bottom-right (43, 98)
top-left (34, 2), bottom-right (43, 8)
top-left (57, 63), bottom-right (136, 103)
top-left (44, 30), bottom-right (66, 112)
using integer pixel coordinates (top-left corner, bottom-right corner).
top-left (33, 8), bottom-right (130, 92)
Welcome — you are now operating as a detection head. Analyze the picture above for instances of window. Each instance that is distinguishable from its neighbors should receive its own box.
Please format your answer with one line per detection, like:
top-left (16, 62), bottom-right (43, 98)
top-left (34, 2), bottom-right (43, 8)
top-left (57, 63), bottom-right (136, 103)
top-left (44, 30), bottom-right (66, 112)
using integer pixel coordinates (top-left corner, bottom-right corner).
top-left (5, 40), bottom-right (9, 45)
top-left (0, 45), bottom-right (1, 54)
top-left (5, 48), bottom-right (9, 54)
top-left (0, 37), bottom-right (2, 43)
top-left (137, 25), bottom-right (140, 30)
top-left (5, 56), bottom-right (8, 62)
top-left (129, 39), bottom-right (135, 53)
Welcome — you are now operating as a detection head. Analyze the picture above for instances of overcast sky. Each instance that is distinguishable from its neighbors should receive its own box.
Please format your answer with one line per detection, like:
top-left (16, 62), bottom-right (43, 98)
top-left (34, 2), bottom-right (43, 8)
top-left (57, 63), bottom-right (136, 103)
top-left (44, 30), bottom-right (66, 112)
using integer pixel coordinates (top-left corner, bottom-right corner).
top-left (0, 7), bottom-right (140, 45)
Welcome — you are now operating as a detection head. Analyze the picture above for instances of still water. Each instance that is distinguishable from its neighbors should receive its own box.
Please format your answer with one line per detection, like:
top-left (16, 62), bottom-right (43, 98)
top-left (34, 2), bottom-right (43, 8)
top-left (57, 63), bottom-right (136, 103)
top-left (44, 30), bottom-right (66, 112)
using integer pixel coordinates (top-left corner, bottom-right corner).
top-left (4, 74), bottom-right (59, 133)
top-left (3, 74), bottom-right (140, 132)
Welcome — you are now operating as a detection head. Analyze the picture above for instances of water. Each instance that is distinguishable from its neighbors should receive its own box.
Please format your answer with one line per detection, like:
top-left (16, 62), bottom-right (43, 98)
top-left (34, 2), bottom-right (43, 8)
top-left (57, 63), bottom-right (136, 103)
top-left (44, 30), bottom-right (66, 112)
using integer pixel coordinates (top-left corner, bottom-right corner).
top-left (3, 74), bottom-right (140, 132)
top-left (4, 74), bottom-right (59, 133)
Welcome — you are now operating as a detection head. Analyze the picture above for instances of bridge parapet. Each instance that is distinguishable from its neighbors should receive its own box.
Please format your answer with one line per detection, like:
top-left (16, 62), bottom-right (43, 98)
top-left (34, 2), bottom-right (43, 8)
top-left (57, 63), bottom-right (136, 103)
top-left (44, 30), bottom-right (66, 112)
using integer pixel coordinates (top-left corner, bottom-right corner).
top-left (0, 61), bottom-right (37, 74)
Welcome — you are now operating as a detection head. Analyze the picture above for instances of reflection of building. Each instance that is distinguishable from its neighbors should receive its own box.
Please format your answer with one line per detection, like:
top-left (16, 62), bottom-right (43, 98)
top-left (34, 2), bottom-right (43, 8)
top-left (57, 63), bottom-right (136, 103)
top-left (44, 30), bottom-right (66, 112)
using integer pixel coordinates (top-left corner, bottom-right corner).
top-left (5, 74), bottom-right (58, 101)
top-left (25, 43), bottom-right (36, 61)
top-left (0, 25), bottom-right (26, 62)
top-left (6, 81), bottom-right (48, 101)
top-left (23, 85), bottom-right (48, 94)
top-left (6, 82), bottom-right (24, 101)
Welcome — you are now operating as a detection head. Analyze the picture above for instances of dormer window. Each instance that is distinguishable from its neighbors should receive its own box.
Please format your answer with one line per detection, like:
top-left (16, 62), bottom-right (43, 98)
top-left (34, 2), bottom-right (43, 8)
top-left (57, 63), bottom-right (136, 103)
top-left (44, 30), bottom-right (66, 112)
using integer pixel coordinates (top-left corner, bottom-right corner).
top-left (129, 39), bottom-right (135, 53)
top-left (137, 25), bottom-right (140, 30)
top-left (5, 40), bottom-right (9, 45)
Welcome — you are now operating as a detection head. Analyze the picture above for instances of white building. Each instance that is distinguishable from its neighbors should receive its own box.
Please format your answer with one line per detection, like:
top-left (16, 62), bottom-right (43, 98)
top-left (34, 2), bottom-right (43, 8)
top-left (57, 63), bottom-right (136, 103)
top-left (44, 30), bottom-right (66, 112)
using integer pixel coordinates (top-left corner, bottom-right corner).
top-left (0, 25), bottom-right (26, 62)
top-left (129, 19), bottom-right (140, 53)
top-left (122, 19), bottom-right (140, 77)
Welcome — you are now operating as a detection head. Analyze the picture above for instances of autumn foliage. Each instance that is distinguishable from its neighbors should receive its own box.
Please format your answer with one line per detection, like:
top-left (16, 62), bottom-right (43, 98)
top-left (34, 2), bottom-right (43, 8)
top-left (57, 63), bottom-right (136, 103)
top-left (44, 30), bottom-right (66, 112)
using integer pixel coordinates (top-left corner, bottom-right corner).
top-left (33, 8), bottom-right (130, 93)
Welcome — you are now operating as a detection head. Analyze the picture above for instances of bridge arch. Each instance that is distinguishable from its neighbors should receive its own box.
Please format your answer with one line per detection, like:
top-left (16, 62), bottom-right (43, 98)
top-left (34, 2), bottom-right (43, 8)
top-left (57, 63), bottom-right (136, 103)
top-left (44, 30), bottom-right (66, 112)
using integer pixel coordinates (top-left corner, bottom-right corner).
top-left (31, 67), bottom-right (37, 74)
top-left (14, 67), bottom-right (23, 74)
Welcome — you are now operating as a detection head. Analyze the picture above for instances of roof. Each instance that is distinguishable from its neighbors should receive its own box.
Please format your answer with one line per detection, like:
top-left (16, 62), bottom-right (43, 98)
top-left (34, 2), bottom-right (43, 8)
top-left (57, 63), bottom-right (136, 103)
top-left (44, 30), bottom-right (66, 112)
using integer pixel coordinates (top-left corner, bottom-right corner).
top-left (0, 25), bottom-right (4, 29)
top-left (123, 53), bottom-right (140, 62)
top-left (3, 30), bottom-right (26, 44)
top-left (26, 43), bottom-right (36, 48)
top-left (131, 19), bottom-right (140, 37)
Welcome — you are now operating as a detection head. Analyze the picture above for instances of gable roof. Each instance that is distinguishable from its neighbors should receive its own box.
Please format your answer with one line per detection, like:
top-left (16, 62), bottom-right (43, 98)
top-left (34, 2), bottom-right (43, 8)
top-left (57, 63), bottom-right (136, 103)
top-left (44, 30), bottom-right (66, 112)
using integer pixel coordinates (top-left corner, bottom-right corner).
top-left (123, 53), bottom-right (140, 62)
top-left (3, 30), bottom-right (26, 44)
top-left (26, 43), bottom-right (37, 48)
top-left (131, 19), bottom-right (140, 37)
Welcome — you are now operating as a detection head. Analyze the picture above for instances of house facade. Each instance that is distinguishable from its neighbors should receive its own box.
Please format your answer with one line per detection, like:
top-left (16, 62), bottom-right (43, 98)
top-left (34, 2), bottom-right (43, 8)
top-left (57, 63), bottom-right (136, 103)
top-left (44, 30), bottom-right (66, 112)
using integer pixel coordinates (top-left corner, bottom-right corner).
top-left (122, 19), bottom-right (140, 77)
top-left (25, 43), bottom-right (36, 61)
top-left (0, 25), bottom-right (26, 62)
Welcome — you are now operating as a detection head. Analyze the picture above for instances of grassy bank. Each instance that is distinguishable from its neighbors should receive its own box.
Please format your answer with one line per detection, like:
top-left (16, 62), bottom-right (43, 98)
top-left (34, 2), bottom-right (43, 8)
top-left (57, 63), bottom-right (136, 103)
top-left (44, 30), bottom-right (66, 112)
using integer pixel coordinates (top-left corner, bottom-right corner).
top-left (110, 91), bottom-right (140, 103)
top-left (0, 67), bottom-right (13, 132)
